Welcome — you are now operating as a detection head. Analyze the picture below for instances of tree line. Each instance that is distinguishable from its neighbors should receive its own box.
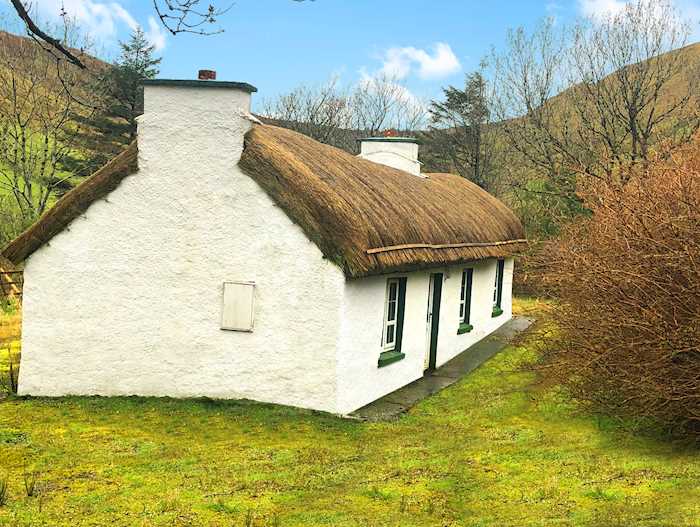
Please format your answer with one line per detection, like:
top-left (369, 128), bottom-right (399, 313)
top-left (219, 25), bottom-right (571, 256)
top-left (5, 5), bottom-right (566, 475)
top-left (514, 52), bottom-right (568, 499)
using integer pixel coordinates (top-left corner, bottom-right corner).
top-left (3, 0), bottom-right (697, 244)
top-left (264, 0), bottom-right (699, 238)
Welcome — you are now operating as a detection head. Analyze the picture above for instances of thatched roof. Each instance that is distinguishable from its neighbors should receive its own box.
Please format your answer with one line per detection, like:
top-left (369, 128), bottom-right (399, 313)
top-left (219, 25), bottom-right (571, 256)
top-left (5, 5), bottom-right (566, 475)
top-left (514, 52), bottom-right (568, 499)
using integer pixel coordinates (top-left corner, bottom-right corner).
top-left (239, 125), bottom-right (526, 277)
top-left (2, 142), bottom-right (138, 264)
top-left (0, 254), bottom-right (14, 273)
top-left (1, 125), bottom-right (526, 277)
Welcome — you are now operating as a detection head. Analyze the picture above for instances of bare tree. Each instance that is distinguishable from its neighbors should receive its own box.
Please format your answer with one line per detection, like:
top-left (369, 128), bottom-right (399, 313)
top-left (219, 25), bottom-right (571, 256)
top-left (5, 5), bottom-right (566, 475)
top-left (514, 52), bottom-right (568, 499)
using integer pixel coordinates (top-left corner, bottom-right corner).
top-left (0, 25), bottom-right (97, 233)
top-left (350, 75), bottom-right (427, 136)
top-left (492, 0), bottom-right (699, 193)
top-left (262, 75), bottom-right (427, 153)
top-left (566, 2), bottom-right (699, 182)
top-left (262, 77), bottom-right (355, 150)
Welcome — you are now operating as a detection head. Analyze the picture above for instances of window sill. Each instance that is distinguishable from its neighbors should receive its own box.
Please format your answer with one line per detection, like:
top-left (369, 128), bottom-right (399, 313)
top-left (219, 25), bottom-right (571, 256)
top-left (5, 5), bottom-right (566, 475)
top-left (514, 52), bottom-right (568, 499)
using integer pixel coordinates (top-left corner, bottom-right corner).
top-left (378, 350), bottom-right (405, 368)
top-left (457, 322), bottom-right (473, 335)
top-left (492, 306), bottom-right (504, 318)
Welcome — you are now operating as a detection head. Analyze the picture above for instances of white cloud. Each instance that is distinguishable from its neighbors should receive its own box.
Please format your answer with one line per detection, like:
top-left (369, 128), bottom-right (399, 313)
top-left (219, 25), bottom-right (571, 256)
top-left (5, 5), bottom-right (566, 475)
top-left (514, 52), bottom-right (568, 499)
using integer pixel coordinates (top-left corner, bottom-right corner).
top-left (378, 42), bottom-right (461, 80)
top-left (578, 0), bottom-right (700, 37)
top-left (578, 0), bottom-right (627, 18)
top-left (32, 0), bottom-right (166, 51)
top-left (145, 16), bottom-right (167, 52)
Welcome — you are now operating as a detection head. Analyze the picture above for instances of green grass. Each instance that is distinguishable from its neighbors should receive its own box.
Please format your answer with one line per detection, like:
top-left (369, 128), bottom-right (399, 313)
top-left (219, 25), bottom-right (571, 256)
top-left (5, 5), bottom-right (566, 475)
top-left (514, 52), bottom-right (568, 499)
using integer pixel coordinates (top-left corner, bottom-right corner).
top-left (0, 301), bottom-right (698, 526)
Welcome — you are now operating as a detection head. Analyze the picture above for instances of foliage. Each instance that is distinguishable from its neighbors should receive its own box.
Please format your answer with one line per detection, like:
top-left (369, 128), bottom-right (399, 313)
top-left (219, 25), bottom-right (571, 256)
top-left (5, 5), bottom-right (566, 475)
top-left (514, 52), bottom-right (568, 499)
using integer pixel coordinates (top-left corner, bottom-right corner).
top-left (0, 302), bottom-right (699, 525)
top-left (0, 200), bottom-right (26, 252)
top-left (539, 142), bottom-right (700, 435)
top-left (72, 27), bottom-right (161, 177)
top-left (426, 70), bottom-right (496, 190)
top-left (107, 27), bottom-right (161, 141)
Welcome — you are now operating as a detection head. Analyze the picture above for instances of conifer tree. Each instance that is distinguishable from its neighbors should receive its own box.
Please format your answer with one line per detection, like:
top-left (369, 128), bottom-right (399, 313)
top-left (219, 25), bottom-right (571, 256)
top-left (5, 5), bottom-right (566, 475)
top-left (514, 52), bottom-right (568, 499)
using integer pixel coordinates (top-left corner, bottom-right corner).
top-left (71, 28), bottom-right (161, 177)
top-left (108, 27), bottom-right (162, 141)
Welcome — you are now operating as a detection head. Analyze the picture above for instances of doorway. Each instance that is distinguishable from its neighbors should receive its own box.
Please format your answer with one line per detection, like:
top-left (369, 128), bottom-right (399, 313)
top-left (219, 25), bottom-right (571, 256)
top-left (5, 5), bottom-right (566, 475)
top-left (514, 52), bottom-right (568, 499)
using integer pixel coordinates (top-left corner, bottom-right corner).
top-left (425, 273), bottom-right (443, 372)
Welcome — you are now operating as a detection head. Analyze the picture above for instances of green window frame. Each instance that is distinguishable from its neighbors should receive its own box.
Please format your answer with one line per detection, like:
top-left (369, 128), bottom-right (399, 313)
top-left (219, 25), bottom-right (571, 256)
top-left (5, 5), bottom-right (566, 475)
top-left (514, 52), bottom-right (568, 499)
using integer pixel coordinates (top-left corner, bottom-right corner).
top-left (458, 269), bottom-right (474, 334)
top-left (379, 277), bottom-right (407, 367)
top-left (492, 259), bottom-right (505, 317)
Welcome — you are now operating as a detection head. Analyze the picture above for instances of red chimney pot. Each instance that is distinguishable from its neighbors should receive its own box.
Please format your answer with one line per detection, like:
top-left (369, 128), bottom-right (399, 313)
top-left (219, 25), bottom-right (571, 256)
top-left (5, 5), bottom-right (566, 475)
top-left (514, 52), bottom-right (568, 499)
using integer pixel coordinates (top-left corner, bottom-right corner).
top-left (198, 69), bottom-right (217, 80)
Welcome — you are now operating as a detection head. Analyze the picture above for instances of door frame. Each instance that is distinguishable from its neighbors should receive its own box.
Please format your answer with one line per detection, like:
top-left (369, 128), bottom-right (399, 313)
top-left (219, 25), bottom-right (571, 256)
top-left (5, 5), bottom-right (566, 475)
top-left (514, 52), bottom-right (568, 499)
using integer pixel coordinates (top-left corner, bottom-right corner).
top-left (425, 272), bottom-right (443, 372)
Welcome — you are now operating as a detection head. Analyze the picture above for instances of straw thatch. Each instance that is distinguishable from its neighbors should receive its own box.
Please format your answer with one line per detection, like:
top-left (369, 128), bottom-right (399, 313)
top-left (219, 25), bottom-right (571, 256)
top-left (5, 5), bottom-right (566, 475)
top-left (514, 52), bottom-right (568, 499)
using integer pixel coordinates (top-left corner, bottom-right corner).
top-left (0, 253), bottom-right (21, 298)
top-left (1, 125), bottom-right (526, 277)
top-left (0, 254), bottom-right (14, 272)
top-left (239, 124), bottom-right (526, 277)
top-left (2, 142), bottom-right (138, 265)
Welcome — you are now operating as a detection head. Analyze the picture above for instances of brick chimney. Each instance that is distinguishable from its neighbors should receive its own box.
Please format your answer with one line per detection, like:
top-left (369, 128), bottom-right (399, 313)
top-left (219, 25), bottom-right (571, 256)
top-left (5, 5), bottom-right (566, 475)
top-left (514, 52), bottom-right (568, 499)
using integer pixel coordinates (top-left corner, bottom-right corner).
top-left (198, 69), bottom-right (217, 80)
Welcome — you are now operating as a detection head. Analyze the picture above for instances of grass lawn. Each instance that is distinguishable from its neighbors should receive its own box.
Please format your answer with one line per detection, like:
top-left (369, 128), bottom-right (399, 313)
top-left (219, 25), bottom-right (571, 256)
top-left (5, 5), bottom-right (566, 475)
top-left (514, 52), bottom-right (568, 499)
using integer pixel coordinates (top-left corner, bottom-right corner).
top-left (0, 299), bottom-right (698, 526)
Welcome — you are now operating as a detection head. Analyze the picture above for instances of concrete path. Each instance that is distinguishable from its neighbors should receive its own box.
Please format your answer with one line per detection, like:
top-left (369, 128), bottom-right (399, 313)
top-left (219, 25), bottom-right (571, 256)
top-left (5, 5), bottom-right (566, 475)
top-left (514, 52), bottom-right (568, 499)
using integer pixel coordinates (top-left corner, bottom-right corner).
top-left (349, 316), bottom-right (535, 422)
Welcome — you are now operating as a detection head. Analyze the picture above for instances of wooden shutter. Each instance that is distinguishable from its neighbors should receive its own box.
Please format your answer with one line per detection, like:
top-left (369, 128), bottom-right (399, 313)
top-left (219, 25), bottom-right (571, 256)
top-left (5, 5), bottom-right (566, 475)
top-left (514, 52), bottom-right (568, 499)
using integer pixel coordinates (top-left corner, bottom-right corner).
top-left (394, 277), bottom-right (408, 352)
top-left (221, 281), bottom-right (256, 331)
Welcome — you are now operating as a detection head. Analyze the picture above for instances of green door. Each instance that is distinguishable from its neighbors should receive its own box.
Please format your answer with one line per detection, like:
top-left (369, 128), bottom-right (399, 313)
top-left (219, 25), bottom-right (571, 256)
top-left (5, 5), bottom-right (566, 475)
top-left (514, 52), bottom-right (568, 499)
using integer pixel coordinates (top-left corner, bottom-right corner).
top-left (426, 273), bottom-right (443, 371)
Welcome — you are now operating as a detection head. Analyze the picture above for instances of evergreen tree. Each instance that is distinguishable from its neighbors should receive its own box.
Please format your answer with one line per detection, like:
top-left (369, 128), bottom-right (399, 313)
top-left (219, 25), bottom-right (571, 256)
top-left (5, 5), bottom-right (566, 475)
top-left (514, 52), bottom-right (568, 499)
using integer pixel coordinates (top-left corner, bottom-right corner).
top-left (68, 28), bottom-right (161, 178)
top-left (108, 27), bottom-right (161, 141)
top-left (425, 71), bottom-right (495, 190)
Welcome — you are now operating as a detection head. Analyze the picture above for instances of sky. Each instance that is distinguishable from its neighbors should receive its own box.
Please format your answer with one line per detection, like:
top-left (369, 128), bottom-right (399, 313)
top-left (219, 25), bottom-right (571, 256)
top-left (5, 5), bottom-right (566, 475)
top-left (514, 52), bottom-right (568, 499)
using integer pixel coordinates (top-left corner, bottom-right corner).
top-left (1, 0), bottom-right (699, 110)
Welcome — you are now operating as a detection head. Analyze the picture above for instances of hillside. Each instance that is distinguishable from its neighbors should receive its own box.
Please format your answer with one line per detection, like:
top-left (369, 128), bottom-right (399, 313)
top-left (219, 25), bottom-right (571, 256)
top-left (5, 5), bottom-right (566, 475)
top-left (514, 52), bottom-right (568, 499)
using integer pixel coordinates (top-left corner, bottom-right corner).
top-left (0, 28), bottom-right (699, 246)
top-left (0, 30), bottom-right (124, 246)
top-left (544, 40), bottom-right (700, 132)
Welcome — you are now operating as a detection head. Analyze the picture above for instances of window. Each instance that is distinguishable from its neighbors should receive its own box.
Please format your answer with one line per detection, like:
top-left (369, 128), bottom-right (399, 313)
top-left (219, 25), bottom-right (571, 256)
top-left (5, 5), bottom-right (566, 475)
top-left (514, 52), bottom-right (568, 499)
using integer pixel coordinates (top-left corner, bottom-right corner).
top-left (459, 268), bottom-right (473, 324)
top-left (458, 269), bottom-right (474, 334)
top-left (379, 277), bottom-right (407, 367)
top-left (492, 259), bottom-right (505, 317)
top-left (383, 278), bottom-right (400, 350)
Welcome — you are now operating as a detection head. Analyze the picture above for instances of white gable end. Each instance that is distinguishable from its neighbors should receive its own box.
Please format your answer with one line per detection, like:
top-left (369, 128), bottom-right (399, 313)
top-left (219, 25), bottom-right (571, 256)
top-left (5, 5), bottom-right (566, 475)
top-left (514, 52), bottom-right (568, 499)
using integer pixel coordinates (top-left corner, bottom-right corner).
top-left (19, 83), bottom-right (346, 412)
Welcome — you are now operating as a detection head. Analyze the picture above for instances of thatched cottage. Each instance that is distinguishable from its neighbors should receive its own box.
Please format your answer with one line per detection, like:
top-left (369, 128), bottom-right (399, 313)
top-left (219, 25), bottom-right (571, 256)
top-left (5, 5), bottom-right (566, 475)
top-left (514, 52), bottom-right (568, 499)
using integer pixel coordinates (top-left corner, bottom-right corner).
top-left (2, 73), bottom-right (526, 414)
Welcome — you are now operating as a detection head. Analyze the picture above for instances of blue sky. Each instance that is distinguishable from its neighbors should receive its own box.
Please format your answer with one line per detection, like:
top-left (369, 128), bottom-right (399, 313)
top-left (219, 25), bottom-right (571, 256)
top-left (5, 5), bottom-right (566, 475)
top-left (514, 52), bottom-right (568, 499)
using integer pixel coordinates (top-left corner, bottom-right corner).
top-left (2, 0), bottom-right (699, 109)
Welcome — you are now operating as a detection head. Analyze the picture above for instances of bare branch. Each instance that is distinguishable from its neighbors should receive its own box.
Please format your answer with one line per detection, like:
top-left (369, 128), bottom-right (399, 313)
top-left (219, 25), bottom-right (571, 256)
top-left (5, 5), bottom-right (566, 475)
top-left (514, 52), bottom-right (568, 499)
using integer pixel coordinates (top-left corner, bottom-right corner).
top-left (9, 0), bottom-right (86, 69)
top-left (152, 0), bottom-right (234, 36)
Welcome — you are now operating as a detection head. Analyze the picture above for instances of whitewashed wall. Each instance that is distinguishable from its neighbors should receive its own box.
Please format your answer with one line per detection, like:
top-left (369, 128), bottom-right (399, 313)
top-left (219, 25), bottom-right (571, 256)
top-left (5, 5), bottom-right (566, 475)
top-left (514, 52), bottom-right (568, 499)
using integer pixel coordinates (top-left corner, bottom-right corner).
top-left (359, 141), bottom-right (421, 176)
top-left (19, 84), bottom-right (346, 412)
top-left (18, 81), bottom-right (516, 415)
top-left (335, 258), bottom-right (514, 414)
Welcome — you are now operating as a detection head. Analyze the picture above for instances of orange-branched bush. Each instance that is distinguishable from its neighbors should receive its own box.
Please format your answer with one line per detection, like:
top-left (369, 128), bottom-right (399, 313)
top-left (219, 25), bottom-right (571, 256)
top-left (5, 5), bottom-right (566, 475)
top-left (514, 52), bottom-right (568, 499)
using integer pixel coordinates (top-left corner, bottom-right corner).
top-left (541, 145), bottom-right (700, 434)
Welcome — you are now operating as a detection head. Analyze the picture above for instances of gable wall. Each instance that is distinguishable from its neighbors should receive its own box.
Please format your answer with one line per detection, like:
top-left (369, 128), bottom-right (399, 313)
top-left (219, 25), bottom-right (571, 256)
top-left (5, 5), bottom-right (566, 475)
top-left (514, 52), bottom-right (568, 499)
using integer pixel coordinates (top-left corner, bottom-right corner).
top-left (18, 85), bottom-right (346, 412)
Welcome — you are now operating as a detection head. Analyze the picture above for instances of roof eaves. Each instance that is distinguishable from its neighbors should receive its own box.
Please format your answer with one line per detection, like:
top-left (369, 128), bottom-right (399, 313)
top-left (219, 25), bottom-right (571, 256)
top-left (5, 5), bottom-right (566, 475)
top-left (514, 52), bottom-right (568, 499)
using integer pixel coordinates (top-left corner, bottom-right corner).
top-left (141, 79), bottom-right (258, 93)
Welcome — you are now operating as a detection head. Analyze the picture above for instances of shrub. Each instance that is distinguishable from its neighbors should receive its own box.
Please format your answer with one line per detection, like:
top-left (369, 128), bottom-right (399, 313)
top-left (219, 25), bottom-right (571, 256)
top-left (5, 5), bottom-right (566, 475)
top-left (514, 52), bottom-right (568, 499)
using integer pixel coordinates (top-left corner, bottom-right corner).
top-left (541, 143), bottom-right (700, 435)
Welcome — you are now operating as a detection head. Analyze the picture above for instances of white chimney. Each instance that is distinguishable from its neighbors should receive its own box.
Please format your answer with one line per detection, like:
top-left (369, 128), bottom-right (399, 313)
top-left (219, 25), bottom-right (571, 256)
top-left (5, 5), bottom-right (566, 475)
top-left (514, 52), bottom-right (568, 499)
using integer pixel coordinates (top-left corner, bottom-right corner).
top-left (358, 132), bottom-right (422, 177)
top-left (138, 72), bottom-right (258, 180)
